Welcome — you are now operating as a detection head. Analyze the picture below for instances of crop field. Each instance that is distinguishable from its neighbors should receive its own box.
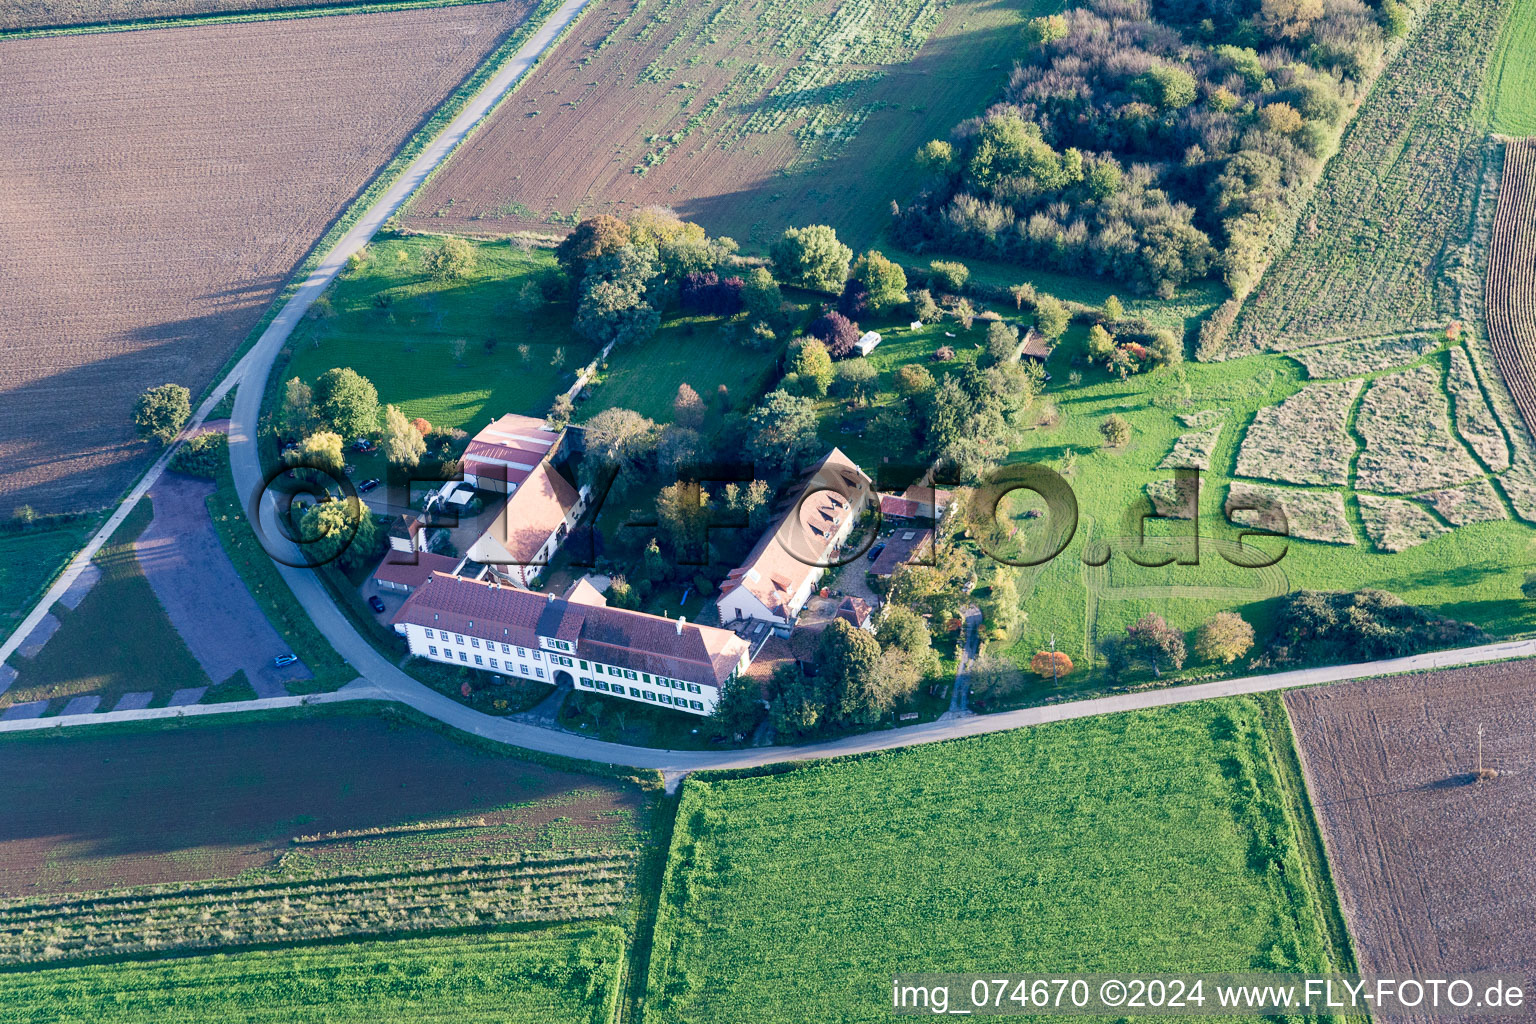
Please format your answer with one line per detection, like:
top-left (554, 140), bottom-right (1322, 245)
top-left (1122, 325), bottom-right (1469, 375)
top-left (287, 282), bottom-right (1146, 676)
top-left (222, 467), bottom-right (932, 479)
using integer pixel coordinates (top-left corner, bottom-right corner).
top-left (1285, 660), bottom-right (1536, 1013)
top-left (644, 699), bottom-right (1340, 1023)
top-left (1287, 333), bottom-right (1441, 380)
top-left (287, 236), bottom-right (598, 433)
top-left (1234, 381), bottom-right (1360, 487)
top-left (2, 0), bottom-right (392, 30)
top-left (1486, 138), bottom-right (1536, 442)
top-left (0, 0), bottom-right (537, 517)
top-left (0, 926), bottom-right (624, 1024)
top-left (0, 711), bottom-right (648, 900)
top-left (0, 523), bottom-right (86, 629)
top-left (1448, 346), bottom-right (1512, 470)
top-left (1357, 493), bottom-right (1448, 553)
top-left (404, 0), bottom-right (1032, 249)
top-left (1355, 364), bottom-right (1484, 494)
top-left (1486, 0), bottom-right (1536, 135)
top-left (1229, 0), bottom-right (1508, 353)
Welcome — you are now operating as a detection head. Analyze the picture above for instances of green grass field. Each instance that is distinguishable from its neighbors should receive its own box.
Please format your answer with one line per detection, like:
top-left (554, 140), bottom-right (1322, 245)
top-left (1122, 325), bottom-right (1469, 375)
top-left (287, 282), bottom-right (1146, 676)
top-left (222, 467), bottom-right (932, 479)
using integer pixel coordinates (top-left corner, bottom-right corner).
top-left (576, 316), bottom-right (778, 425)
top-left (286, 235), bottom-right (598, 434)
top-left (994, 331), bottom-right (1536, 691)
top-left (644, 698), bottom-right (1338, 1024)
top-left (0, 523), bottom-right (85, 628)
top-left (0, 927), bottom-right (623, 1024)
top-left (3, 499), bottom-right (208, 712)
top-left (1487, 0), bottom-right (1536, 135)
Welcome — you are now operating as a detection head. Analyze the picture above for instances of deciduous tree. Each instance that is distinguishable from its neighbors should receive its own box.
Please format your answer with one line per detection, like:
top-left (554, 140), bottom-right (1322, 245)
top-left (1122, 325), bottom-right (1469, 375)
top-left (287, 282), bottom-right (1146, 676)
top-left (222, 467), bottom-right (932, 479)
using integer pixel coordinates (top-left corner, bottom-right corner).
top-left (313, 367), bottom-right (379, 441)
top-left (133, 383), bottom-right (191, 445)
top-left (770, 225), bottom-right (852, 293)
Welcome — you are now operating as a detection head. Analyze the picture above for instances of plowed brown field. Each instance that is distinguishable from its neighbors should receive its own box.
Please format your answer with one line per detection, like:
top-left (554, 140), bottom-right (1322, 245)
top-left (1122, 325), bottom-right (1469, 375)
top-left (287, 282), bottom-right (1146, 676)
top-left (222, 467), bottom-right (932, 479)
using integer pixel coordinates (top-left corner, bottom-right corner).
top-left (4, 0), bottom-right (363, 31)
top-left (1285, 662), bottom-right (1536, 1022)
top-left (0, 0), bottom-right (533, 517)
top-left (1487, 137), bottom-right (1536, 440)
top-left (403, 0), bottom-right (1023, 248)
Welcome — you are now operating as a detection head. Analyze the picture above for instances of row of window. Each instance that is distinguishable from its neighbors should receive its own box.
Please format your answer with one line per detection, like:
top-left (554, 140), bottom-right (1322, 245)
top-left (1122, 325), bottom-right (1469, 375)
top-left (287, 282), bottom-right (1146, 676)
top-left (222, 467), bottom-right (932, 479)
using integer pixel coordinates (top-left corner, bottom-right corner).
top-left (425, 646), bottom-right (546, 679)
top-left (417, 627), bottom-right (703, 695)
top-left (578, 676), bottom-right (703, 711)
top-left (423, 628), bottom-right (543, 662)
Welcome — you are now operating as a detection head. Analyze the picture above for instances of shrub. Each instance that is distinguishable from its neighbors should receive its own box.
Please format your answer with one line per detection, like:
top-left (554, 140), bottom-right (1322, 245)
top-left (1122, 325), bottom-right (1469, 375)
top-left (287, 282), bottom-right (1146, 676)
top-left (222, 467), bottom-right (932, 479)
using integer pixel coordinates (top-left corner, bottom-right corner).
top-left (933, 345), bottom-right (956, 362)
top-left (1029, 650), bottom-right (1073, 680)
top-left (421, 236), bottom-right (476, 281)
top-left (170, 431), bottom-right (227, 478)
top-left (1099, 414), bottom-right (1131, 447)
top-left (911, 288), bottom-right (943, 323)
top-left (928, 260), bottom-right (970, 293)
top-left (808, 310), bottom-right (861, 358)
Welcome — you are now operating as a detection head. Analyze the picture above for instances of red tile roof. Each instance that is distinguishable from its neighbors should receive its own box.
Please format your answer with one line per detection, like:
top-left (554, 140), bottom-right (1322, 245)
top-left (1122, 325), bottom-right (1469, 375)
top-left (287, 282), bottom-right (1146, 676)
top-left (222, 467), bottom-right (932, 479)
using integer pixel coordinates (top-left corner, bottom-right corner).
top-left (467, 462), bottom-right (580, 565)
top-left (371, 550), bottom-right (462, 589)
top-left (393, 573), bottom-right (749, 687)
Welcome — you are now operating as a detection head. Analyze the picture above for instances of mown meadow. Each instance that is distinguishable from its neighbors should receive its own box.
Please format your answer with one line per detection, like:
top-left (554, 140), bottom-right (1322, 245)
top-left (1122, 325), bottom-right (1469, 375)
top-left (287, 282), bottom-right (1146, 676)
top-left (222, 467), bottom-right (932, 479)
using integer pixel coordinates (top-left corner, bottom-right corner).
top-left (644, 698), bottom-right (1340, 1024)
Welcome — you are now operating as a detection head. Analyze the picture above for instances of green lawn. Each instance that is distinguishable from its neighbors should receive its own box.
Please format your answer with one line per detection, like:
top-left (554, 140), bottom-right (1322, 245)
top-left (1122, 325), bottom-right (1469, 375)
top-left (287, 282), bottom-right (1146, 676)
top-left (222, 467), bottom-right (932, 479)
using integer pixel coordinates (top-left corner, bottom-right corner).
top-left (576, 316), bottom-right (779, 425)
top-left (0, 524), bottom-right (85, 629)
top-left (286, 235), bottom-right (599, 434)
top-left (3, 499), bottom-right (208, 712)
top-left (1487, 0), bottom-right (1536, 134)
top-left (644, 698), bottom-right (1338, 1024)
top-left (0, 927), bottom-right (623, 1024)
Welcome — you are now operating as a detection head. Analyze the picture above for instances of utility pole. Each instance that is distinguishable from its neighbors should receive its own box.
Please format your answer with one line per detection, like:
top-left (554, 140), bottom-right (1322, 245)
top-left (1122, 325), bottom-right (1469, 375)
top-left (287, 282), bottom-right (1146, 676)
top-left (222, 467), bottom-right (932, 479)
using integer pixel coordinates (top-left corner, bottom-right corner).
top-left (1049, 631), bottom-right (1059, 686)
top-left (1478, 723), bottom-right (1485, 777)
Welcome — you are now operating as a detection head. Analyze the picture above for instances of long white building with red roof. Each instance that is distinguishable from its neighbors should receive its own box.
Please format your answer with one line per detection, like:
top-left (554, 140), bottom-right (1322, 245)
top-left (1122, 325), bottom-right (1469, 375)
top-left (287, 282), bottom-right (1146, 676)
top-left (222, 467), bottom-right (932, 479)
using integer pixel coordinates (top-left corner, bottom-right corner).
top-left (392, 571), bottom-right (750, 715)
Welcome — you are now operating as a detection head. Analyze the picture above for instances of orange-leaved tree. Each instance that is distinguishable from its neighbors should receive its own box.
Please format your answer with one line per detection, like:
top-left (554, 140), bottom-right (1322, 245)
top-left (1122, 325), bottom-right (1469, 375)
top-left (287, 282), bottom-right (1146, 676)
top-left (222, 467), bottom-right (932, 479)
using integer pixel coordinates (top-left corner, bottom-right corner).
top-left (1030, 651), bottom-right (1073, 680)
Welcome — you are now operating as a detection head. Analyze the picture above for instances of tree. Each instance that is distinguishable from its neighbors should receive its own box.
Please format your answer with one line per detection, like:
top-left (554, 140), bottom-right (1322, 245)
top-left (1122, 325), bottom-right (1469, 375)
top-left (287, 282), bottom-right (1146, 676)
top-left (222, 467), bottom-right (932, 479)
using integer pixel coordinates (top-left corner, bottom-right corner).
top-left (1124, 612), bottom-right (1186, 670)
top-left (672, 382), bottom-right (706, 429)
top-left (421, 236), bottom-right (476, 281)
top-left (877, 606), bottom-right (933, 658)
top-left (968, 652), bottom-right (1027, 705)
top-left (1030, 650), bottom-right (1074, 681)
top-left (1086, 324), bottom-right (1116, 363)
top-left (833, 359), bottom-right (878, 406)
top-left (768, 664), bottom-right (824, 738)
top-left (655, 480), bottom-right (710, 562)
top-left (286, 431), bottom-right (345, 477)
top-left (790, 337), bottom-right (834, 397)
top-left (133, 383), bottom-right (191, 445)
top-left (1131, 64), bottom-right (1197, 110)
top-left (927, 260), bottom-right (969, 293)
top-left (808, 310), bottom-right (861, 359)
top-left (1022, 12), bottom-right (1067, 45)
top-left (583, 408), bottom-right (658, 487)
top-left (1034, 294), bottom-right (1069, 339)
top-left (313, 367), bottom-right (379, 440)
top-left (657, 424), bottom-right (701, 477)
top-left (1194, 611), bottom-right (1255, 664)
top-left (607, 575), bottom-right (641, 610)
top-left (282, 378), bottom-right (317, 436)
top-left (983, 320), bottom-right (1019, 367)
top-left (741, 267), bottom-right (784, 322)
top-left (299, 499), bottom-right (381, 571)
top-left (1102, 295), bottom-right (1125, 321)
top-left (547, 393), bottom-right (574, 429)
top-left (820, 619), bottom-right (887, 726)
top-left (747, 391), bottom-right (821, 473)
top-left (851, 250), bottom-right (908, 312)
top-left (769, 225), bottom-right (852, 293)
top-left (1147, 329), bottom-right (1183, 367)
top-left (710, 674), bottom-right (764, 739)
top-left (575, 245), bottom-right (662, 347)
top-left (382, 404), bottom-right (426, 468)
top-left (555, 215), bottom-right (631, 276)
top-left (895, 364), bottom-right (936, 400)
top-left (744, 479), bottom-right (772, 531)
top-left (910, 288), bottom-right (943, 324)
top-left (1099, 414), bottom-right (1131, 448)
top-left (914, 139), bottom-right (955, 173)
top-left (1523, 571), bottom-right (1536, 601)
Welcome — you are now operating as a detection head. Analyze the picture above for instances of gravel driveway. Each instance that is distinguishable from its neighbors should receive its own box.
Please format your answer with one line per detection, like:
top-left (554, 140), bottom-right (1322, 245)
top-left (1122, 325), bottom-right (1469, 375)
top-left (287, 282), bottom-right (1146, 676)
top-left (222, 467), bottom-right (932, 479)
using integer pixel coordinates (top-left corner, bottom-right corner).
top-left (135, 473), bottom-right (311, 697)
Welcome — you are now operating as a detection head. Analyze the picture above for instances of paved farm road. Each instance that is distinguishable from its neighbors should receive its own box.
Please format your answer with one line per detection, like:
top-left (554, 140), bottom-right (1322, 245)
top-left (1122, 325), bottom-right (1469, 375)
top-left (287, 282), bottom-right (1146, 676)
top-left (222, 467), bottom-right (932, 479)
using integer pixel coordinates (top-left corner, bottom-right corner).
top-left (6, 0), bottom-right (1536, 788)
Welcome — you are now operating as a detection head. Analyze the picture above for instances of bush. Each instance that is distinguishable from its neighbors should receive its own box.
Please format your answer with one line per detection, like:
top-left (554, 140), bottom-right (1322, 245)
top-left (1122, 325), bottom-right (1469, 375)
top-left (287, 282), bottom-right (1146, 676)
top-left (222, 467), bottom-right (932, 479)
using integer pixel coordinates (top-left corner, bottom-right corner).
top-left (808, 310), bottom-right (861, 359)
top-left (421, 236), bottom-right (477, 281)
top-left (1099, 414), bottom-right (1131, 447)
top-left (133, 383), bottom-right (191, 445)
top-left (928, 260), bottom-right (970, 293)
top-left (170, 431), bottom-right (227, 478)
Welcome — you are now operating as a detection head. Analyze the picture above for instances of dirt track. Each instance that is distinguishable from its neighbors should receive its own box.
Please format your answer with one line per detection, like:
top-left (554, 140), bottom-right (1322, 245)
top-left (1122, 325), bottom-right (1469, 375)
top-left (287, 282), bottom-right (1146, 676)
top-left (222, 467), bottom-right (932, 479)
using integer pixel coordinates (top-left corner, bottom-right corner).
top-left (0, 0), bottom-right (532, 517)
top-left (1285, 662), bottom-right (1536, 1023)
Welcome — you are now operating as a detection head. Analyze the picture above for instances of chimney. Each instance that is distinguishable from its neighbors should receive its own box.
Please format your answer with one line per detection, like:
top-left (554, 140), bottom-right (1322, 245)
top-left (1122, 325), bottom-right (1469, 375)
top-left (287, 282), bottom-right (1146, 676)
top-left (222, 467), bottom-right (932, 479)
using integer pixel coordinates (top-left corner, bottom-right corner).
top-left (676, 615), bottom-right (685, 635)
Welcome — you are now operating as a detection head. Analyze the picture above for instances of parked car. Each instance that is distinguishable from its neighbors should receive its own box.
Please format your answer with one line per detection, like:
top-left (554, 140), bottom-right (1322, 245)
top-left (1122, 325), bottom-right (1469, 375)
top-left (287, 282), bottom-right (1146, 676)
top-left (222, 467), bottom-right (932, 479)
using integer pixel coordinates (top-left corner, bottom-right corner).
top-left (368, 595), bottom-right (386, 613)
top-left (866, 542), bottom-right (886, 562)
top-left (358, 478), bottom-right (381, 493)
top-left (349, 437), bottom-right (374, 452)
top-left (272, 653), bottom-right (298, 668)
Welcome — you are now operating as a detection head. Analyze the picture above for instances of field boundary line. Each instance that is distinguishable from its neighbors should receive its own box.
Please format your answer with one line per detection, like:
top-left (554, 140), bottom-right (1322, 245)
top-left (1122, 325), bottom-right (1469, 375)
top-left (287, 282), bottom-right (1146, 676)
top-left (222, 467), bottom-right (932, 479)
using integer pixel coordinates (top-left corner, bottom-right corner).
top-left (0, 0), bottom-right (505, 39)
top-left (0, 0), bottom-right (593, 671)
top-left (0, 683), bottom-right (382, 736)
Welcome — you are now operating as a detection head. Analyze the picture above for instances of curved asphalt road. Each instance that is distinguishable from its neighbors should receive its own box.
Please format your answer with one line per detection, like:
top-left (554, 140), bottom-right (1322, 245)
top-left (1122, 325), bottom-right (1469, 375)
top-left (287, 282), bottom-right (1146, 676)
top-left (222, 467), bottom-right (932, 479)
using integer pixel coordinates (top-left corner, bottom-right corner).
top-left (7, 0), bottom-right (1536, 787)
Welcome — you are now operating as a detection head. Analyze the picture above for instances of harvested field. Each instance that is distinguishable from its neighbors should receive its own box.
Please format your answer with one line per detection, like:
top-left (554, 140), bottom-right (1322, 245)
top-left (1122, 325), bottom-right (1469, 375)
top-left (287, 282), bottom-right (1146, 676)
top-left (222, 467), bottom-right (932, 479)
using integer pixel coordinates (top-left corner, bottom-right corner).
top-left (1287, 333), bottom-right (1440, 380)
top-left (1234, 380), bottom-right (1360, 486)
top-left (1486, 137), bottom-right (1536, 443)
top-left (1285, 661), bottom-right (1536, 1021)
top-left (1418, 479), bottom-right (1508, 526)
top-left (1157, 425), bottom-right (1222, 471)
top-left (1225, 483), bottom-right (1355, 546)
top-left (1355, 364), bottom-right (1484, 494)
top-left (1146, 476), bottom-right (1200, 519)
top-left (1357, 493), bottom-right (1448, 552)
top-left (1231, 0), bottom-right (1506, 351)
top-left (1176, 408), bottom-right (1227, 428)
top-left (3, 0), bottom-right (372, 30)
top-left (0, 0), bottom-right (536, 516)
top-left (403, 0), bottom-right (1029, 248)
top-left (0, 711), bottom-right (647, 899)
top-left (1448, 345), bottom-right (1512, 470)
